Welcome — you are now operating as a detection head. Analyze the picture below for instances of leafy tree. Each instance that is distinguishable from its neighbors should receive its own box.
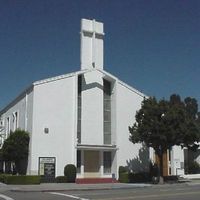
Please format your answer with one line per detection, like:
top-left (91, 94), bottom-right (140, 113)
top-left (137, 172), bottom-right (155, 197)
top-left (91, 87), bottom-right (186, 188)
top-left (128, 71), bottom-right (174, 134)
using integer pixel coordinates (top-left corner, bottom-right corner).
top-left (2, 129), bottom-right (30, 174)
top-left (129, 94), bottom-right (200, 182)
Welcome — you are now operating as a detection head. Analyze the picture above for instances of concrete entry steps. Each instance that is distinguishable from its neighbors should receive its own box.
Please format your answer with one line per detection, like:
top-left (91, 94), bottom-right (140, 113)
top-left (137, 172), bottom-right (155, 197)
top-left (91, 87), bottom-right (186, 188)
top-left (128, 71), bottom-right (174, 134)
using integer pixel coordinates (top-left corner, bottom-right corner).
top-left (76, 178), bottom-right (118, 184)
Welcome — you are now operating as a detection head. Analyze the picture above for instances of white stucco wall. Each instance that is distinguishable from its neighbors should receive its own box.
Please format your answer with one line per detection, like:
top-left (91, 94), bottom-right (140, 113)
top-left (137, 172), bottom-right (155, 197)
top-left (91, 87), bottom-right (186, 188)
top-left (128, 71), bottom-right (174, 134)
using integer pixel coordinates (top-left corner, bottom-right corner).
top-left (1, 69), bottom-right (180, 179)
top-left (30, 76), bottom-right (76, 176)
top-left (171, 145), bottom-right (185, 175)
top-left (0, 88), bottom-right (33, 139)
top-left (2, 100), bottom-right (24, 135)
top-left (81, 70), bottom-right (104, 145)
top-left (115, 82), bottom-right (149, 174)
top-left (26, 91), bottom-right (34, 133)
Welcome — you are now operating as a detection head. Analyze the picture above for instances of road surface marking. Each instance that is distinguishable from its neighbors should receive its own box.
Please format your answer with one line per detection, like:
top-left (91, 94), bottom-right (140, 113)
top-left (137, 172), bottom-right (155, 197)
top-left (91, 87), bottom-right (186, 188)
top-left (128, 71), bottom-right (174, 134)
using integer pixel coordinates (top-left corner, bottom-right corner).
top-left (174, 188), bottom-right (187, 191)
top-left (0, 194), bottom-right (14, 200)
top-left (49, 192), bottom-right (89, 200)
top-left (96, 190), bottom-right (200, 200)
top-left (73, 190), bottom-right (137, 196)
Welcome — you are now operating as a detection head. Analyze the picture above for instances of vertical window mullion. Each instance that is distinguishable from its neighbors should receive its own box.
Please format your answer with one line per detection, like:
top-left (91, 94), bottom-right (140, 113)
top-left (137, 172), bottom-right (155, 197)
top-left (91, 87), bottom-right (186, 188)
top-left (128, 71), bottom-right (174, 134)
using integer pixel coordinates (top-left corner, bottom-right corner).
top-left (77, 75), bottom-right (82, 143)
top-left (103, 79), bottom-right (111, 144)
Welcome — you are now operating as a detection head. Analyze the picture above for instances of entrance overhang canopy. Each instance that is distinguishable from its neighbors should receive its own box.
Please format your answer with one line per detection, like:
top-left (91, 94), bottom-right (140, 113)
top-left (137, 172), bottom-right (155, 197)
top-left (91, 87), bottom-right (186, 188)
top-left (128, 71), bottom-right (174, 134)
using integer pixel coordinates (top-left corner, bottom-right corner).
top-left (76, 144), bottom-right (118, 151)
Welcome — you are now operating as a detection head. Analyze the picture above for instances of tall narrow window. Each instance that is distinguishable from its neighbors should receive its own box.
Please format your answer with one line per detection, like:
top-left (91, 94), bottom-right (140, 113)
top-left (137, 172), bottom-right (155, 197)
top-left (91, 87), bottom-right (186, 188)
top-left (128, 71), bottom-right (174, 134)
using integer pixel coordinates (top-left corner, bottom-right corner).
top-left (103, 151), bottom-right (112, 174)
top-left (6, 117), bottom-right (10, 138)
top-left (77, 150), bottom-right (81, 173)
top-left (0, 119), bottom-right (4, 147)
top-left (0, 119), bottom-right (3, 130)
top-left (103, 79), bottom-right (111, 144)
top-left (13, 111), bottom-right (18, 131)
top-left (77, 75), bottom-right (82, 143)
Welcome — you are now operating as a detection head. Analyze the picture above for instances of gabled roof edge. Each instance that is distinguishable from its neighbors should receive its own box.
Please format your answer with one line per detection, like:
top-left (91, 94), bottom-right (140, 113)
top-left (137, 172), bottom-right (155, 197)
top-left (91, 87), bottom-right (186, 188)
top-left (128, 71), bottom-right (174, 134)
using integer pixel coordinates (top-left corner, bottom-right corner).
top-left (0, 68), bottom-right (148, 115)
top-left (97, 69), bottom-right (148, 98)
top-left (0, 85), bottom-right (34, 115)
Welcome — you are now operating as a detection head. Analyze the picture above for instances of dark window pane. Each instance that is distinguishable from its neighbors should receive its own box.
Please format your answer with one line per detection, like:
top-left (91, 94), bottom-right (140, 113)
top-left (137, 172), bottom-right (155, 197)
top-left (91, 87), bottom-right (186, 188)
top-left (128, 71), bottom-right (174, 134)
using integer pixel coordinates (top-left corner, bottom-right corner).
top-left (103, 79), bottom-right (111, 95)
top-left (104, 122), bottom-right (111, 132)
top-left (77, 75), bottom-right (82, 143)
top-left (104, 111), bottom-right (111, 122)
top-left (104, 134), bottom-right (111, 144)
top-left (104, 99), bottom-right (111, 111)
top-left (78, 76), bottom-right (82, 93)
top-left (77, 150), bottom-right (81, 173)
top-left (103, 152), bottom-right (111, 173)
top-left (103, 79), bottom-right (112, 145)
top-left (78, 96), bottom-right (81, 107)
top-left (78, 109), bottom-right (81, 120)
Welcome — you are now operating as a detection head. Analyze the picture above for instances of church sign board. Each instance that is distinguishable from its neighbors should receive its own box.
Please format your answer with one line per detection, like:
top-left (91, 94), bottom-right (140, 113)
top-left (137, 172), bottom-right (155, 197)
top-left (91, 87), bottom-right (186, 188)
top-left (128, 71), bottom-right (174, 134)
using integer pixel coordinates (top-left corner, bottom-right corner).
top-left (39, 157), bottom-right (56, 182)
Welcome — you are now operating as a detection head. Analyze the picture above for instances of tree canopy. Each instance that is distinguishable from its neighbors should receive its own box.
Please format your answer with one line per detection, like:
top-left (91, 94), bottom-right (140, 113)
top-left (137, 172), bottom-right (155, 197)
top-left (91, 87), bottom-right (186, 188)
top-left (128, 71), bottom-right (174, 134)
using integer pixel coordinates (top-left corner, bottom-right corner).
top-left (2, 129), bottom-right (30, 163)
top-left (129, 94), bottom-right (200, 177)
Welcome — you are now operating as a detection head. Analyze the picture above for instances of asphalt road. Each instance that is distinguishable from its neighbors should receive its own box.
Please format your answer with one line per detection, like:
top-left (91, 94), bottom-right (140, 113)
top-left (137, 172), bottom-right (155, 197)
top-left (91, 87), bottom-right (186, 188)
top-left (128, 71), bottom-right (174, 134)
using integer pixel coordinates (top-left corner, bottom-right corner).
top-left (1, 184), bottom-right (200, 200)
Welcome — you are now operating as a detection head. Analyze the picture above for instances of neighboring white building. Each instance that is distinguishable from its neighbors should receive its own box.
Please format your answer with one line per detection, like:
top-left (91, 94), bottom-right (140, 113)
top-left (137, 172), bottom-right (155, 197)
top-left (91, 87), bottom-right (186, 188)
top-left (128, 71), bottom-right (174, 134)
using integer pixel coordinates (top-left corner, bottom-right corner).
top-left (0, 19), bottom-right (193, 181)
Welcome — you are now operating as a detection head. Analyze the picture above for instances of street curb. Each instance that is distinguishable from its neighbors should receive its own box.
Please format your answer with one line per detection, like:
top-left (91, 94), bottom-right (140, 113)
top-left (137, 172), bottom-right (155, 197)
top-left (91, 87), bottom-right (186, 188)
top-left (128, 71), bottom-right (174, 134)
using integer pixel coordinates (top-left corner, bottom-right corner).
top-left (10, 185), bottom-right (152, 193)
top-left (7, 181), bottom-right (200, 193)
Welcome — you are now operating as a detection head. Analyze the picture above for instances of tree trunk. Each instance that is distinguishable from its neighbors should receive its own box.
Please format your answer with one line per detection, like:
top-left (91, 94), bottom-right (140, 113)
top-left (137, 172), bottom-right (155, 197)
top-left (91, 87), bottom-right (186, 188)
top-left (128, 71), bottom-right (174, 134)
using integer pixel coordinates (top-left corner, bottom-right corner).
top-left (158, 154), bottom-right (164, 184)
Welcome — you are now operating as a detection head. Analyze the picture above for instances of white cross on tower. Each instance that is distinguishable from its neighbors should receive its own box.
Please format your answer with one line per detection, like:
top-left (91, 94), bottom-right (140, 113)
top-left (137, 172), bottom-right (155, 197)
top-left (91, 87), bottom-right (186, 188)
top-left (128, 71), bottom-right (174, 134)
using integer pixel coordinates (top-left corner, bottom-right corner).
top-left (80, 19), bottom-right (104, 70)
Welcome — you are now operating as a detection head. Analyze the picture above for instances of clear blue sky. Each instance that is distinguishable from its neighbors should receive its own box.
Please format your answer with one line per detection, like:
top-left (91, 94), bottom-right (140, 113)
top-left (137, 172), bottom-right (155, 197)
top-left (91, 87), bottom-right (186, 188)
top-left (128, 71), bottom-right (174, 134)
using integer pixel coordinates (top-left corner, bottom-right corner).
top-left (0, 0), bottom-right (199, 110)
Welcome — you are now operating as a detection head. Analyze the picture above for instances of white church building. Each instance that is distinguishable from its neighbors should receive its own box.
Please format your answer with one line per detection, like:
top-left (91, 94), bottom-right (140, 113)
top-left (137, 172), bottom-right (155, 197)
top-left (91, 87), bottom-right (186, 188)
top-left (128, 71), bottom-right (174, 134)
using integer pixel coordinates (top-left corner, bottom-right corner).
top-left (0, 19), bottom-right (188, 181)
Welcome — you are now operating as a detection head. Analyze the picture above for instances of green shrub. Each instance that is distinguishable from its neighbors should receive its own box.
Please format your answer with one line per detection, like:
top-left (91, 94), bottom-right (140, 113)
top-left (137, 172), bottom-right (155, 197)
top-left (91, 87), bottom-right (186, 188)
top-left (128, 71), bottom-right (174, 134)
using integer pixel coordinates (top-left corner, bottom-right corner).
top-left (64, 164), bottom-right (76, 183)
top-left (128, 172), bottom-right (151, 183)
top-left (118, 166), bottom-right (129, 183)
top-left (1, 175), bottom-right (41, 185)
top-left (118, 166), bottom-right (128, 174)
top-left (40, 176), bottom-right (56, 183)
top-left (188, 161), bottom-right (200, 174)
top-left (56, 176), bottom-right (68, 183)
top-left (118, 172), bottom-right (129, 183)
top-left (0, 174), bottom-right (11, 183)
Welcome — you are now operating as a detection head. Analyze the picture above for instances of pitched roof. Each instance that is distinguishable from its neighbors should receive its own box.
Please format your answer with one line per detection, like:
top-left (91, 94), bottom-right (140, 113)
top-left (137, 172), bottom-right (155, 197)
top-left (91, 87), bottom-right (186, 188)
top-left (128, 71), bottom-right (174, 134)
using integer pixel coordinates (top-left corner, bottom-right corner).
top-left (0, 68), bottom-right (147, 114)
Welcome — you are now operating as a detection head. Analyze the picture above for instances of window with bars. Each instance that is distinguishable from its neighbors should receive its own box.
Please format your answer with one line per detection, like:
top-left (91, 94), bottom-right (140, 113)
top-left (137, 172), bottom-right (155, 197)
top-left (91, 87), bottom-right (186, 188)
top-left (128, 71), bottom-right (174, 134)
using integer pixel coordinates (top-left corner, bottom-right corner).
top-left (103, 79), bottom-right (111, 144)
top-left (77, 75), bottom-right (82, 143)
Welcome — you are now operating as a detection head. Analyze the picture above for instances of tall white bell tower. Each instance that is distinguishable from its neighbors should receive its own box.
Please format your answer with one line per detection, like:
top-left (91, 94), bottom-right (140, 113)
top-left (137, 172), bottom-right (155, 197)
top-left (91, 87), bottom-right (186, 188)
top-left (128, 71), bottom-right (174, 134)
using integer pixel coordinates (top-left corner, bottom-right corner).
top-left (80, 19), bottom-right (104, 70)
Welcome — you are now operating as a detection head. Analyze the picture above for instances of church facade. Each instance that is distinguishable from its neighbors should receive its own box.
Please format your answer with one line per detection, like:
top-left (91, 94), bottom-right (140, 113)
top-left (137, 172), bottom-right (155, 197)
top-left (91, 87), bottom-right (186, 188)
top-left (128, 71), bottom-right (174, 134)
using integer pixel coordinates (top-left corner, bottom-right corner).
top-left (0, 19), bottom-right (188, 180)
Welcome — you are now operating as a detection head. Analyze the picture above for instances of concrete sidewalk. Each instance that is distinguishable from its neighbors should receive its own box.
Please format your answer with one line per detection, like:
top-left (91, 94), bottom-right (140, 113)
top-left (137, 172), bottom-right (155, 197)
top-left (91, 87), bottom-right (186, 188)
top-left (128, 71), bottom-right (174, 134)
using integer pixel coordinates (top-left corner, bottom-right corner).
top-left (1, 179), bottom-right (200, 193)
top-left (0, 183), bottom-right (152, 192)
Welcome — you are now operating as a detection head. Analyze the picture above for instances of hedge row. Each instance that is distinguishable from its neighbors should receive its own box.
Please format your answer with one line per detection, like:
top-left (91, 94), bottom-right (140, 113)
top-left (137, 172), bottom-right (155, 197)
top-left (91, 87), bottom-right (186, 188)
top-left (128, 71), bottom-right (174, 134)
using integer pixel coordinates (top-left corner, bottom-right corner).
top-left (55, 176), bottom-right (68, 183)
top-left (0, 174), bottom-right (75, 184)
top-left (119, 172), bottom-right (151, 183)
top-left (0, 174), bottom-right (41, 185)
top-left (0, 164), bottom-right (77, 184)
top-left (128, 172), bottom-right (151, 183)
